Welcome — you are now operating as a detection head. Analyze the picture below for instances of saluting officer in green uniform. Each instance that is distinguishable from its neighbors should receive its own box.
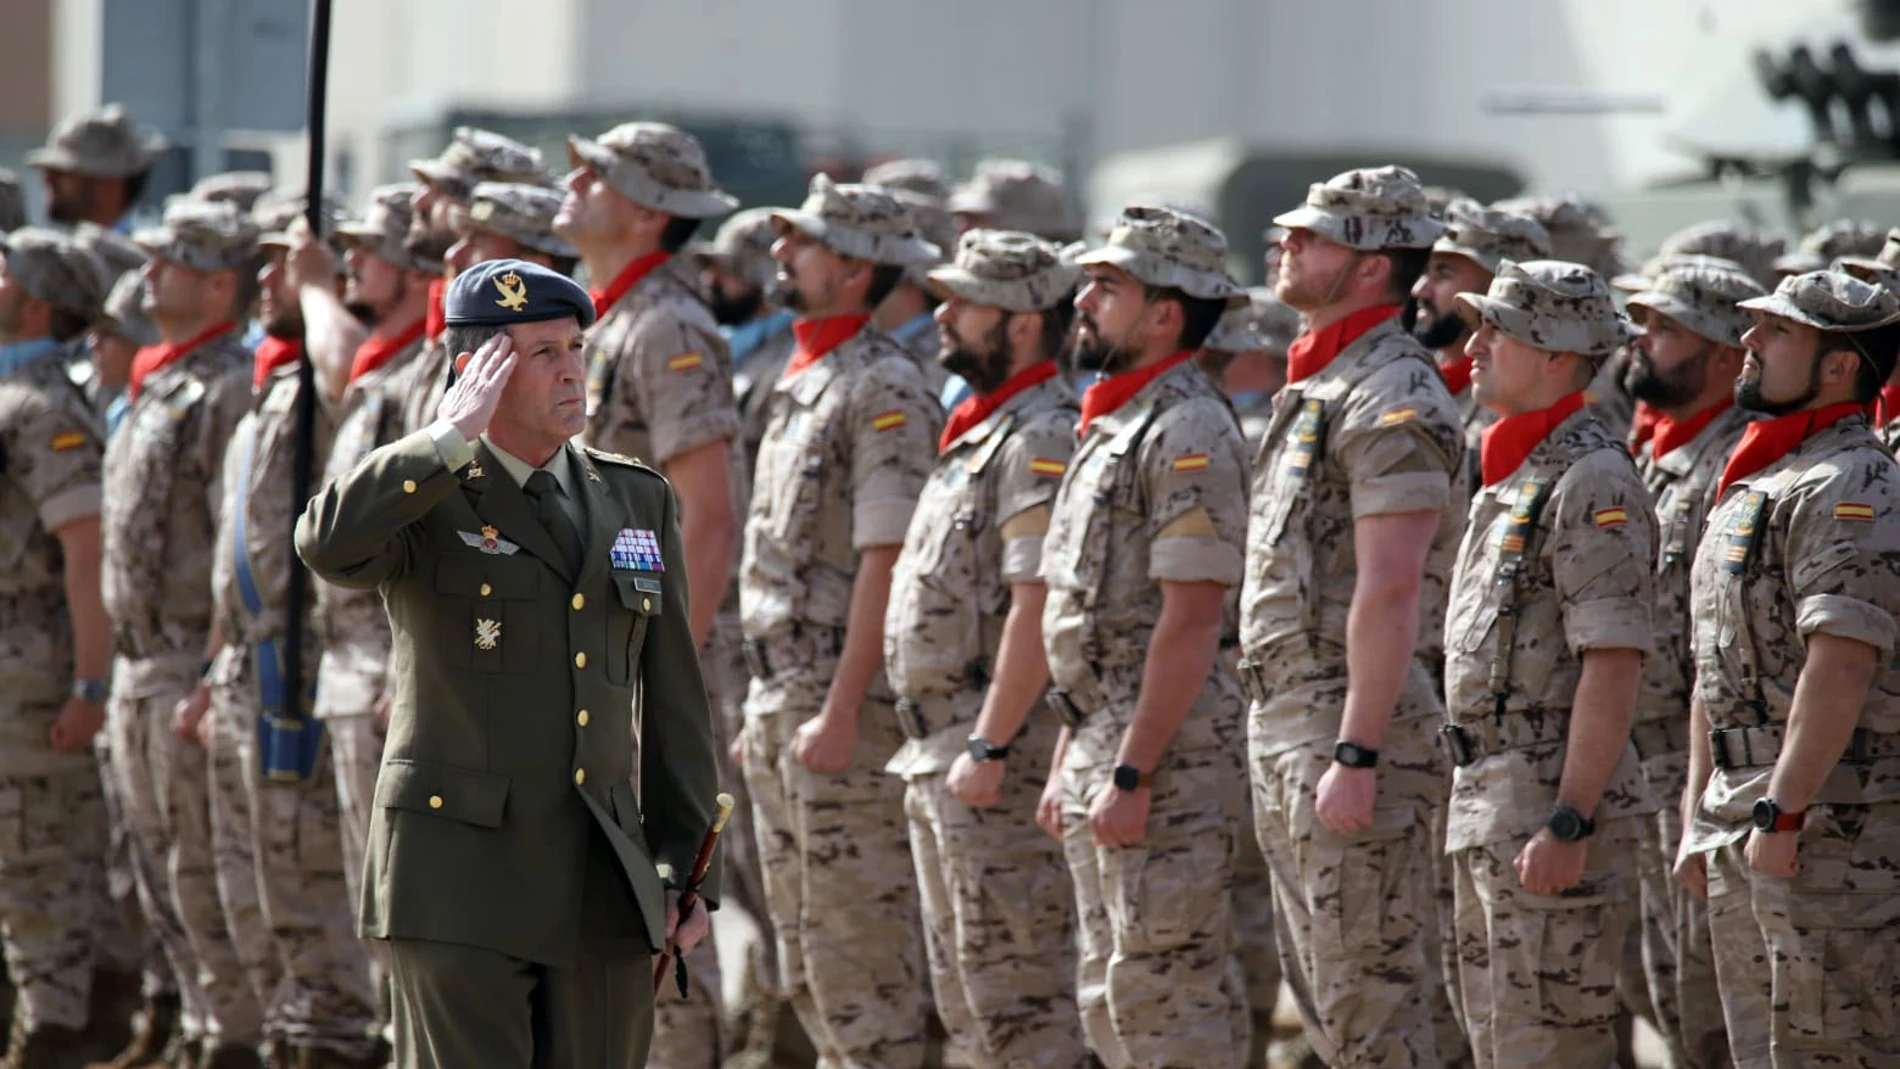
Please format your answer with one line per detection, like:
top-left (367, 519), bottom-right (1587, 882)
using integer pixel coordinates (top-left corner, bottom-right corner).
top-left (295, 258), bottom-right (721, 1069)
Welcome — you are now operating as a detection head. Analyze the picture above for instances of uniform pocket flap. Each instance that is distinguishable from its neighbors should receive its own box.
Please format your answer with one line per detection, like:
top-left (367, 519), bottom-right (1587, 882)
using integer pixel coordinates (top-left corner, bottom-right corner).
top-left (375, 758), bottom-right (511, 828)
top-left (435, 553), bottom-right (539, 599)
top-left (612, 573), bottom-right (663, 613)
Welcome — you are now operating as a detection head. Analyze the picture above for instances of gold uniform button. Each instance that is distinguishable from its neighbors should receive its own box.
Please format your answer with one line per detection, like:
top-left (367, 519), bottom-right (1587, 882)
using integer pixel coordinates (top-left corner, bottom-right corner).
top-left (402, 479), bottom-right (417, 494)
top-left (428, 795), bottom-right (443, 810)
top-left (576, 710), bottom-right (590, 727)
top-left (573, 768), bottom-right (586, 786)
top-left (642, 597), bottom-right (652, 612)
top-left (571, 593), bottom-right (585, 611)
top-left (479, 583), bottom-right (492, 597)
top-left (574, 652), bottom-right (587, 669)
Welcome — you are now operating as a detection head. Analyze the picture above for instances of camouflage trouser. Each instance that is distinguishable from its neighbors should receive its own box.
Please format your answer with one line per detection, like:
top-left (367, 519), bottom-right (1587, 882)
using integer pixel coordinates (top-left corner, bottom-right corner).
top-left (708, 611), bottom-right (777, 1003)
top-left (1704, 801), bottom-right (1900, 1069)
top-left (903, 730), bottom-right (1088, 1069)
top-left (1451, 817), bottom-right (1638, 1069)
top-left (208, 651), bottom-right (376, 1058)
top-left (742, 672), bottom-right (926, 1069)
top-left (91, 735), bottom-right (161, 991)
top-left (1249, 714), bottom-right (1450, 1069)
top-left (327, 712), bottom-right (390, 1037)
top-left (1060, 742), bottom-right (1248, 1069)
top-left (0, 743), bottom-right (109, 1033)
top-left (106, 667), bottom-right (265, 1045)
top-left (1632, 767), bottom-right (1728, 1069)
top-left (1231, 829), bottom-right (1281, 1053)
top-left (1424, 785), bottom-right (1474, 1068)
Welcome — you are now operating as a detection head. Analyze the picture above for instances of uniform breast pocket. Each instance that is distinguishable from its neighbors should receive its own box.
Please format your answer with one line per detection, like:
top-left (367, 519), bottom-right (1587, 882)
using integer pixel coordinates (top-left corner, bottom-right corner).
top-left (607, 573), bottom-right (662, 685)
top-left (433, 555), bottom-right (541, 674)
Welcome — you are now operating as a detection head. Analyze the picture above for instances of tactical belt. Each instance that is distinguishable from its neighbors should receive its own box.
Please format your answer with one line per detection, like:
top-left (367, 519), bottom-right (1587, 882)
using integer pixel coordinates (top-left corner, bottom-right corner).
top-left (1628, 718), bottom-right (1690, 762)
top-left (741, 626), bottom-right (845, 681)
top-left (1046, 663), bottom-right (1146, 729)
top-left (1047, 688), bottom-right (1089, 729)
top-left (1439, 712), bottom-right (1570, 767)
top-left (1709, 722), bottom-right (1900, 771)
top-left (233, 432), bottom-right (324, 784)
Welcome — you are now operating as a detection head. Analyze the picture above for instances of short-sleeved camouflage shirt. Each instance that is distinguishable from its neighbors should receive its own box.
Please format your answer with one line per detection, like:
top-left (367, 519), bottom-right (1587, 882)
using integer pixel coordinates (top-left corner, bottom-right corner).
top-left (885, 373), bottom-right (1076, 741)
top-left (1039, 361), bottom-right (1251, 767)
top-left (1684, 416), bottom-right (1900, 854)
top-left (1443, 411), bottom-right (1660, 850)
top-left (1241, 320), bottom-right (1465, 750)
top-left (395, 337), bottom-right (451, 438)
top-left (102, 334), bottom-right (251, 673)
top-left (740, 326), bottom-right (944, 646)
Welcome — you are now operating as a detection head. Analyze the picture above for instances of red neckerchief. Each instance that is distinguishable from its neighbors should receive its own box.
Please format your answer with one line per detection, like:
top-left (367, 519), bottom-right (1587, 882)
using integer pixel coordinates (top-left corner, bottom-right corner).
top-left (1286, 303), bottom-right (1400, 384)
top-left (1439, 354), bottom-right (1474, 397)
top-left (940, 360), bottom-right (1060, 452)
top-left (1630, 401), bottom-right (1662, 457)
top-left (425, 277), bottom-right (447, 342)
top-left (1875, 384), bottom-right (1900, 427)
top-left (253, 336), bottom-right (302, 387)
top-left (1717, 400), bottom-right (1864, 497)
top-left (1479, 389), bottom-right (1587, 487)
top-left (1078, 350), bottom-right (1196, 436)
top-left (783, 315), bottom-right (872, 378)
top-left (349, 316), bottom-right (427, 382)
top-left (130, 320), bottom-right (237, 400)
top-left (589, 251), bottom-right (671, 320)
top-left (1648, 396), bottom-right (1732, 461)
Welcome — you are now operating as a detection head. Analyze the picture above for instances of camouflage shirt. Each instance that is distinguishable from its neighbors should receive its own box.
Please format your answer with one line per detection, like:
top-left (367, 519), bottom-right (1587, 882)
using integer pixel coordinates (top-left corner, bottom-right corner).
top-left (884, 373), bottom-right (1076, 773)
top-left (1241, 320), bottom-right (1464, 751)
top-left (395, 337), bottom-right (451, 438)
top-left (1039, 361), bottom-right (1250, 768)
top-left (1443, 410), bottom-right (1660, 850)
top-left (313, 340), bottom-right (425, 718)
top-left (732, 318), bottom-right (798, 468)
top-left (101, 334), bottom-right (251, 673)
top-left (739, 326), bottom-right (943, 645)
top-left (1684, 416), bottom-right (1900, 854)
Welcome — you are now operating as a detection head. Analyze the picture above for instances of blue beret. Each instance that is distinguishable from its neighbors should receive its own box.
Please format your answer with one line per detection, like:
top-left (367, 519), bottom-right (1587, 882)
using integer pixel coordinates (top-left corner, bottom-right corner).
top-left (443, 258), bottom-right (595, 329)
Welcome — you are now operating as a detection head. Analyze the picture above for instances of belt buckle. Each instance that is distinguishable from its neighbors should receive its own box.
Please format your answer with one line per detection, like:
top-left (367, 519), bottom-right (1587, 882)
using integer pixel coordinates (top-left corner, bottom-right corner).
top-left (1438, 723), bottom-right (1475, 766)
top-left (1708, 728), bottom-right (1735, 771)
top-left (893, 698), bottom-right (927, 741)
top-left (1048, 688), bottom-right (1087, 729)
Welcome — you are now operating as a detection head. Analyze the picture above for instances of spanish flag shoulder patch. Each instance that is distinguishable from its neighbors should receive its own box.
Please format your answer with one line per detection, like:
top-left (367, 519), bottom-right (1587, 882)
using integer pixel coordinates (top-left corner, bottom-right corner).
top-left (1835, 502), bottom-right (1876, 522)
top-left (1172, 453), bottom-right (1210, 472)
top-left (1379, 406), bottom-right (1419, 427)
top-left (667, 351), bottom-right (704, 372)
top-left (872, 410), bottom-right (907, 432)
top-left (1028, 457), bottom-right (1067, 478)
top-left (49, 430), bottom-right (87, 452)
top-left (1594, 507), bottom-right (1628, 529)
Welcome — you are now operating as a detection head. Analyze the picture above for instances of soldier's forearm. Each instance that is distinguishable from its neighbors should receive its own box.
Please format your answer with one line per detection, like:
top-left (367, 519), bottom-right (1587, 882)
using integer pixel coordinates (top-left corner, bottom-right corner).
top-left (56, 516), bottom-right (111, 682)
top-left (1681, 694), bottom-right (1713, 831)
top-left (1557, 647), bottom-right (1643, 816)
top-left (1767, 633), bottom-right (1879, 812)
top-left (822, 545), bottom-right (899, 720)
top-left (1119, 583), bottom-right (1224, 771)
top-left (667, 454), bottom-right (736, 650)
top-left (298, 282), bottom-right (363, 403)
top-left (970, 582), bottom-right (1051, 745)
top-left (1339, 570), bottom-right (1423, 751)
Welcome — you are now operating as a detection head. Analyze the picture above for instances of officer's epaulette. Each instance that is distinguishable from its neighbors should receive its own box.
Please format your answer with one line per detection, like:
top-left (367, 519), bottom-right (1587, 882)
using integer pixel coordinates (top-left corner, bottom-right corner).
top-left (582, 445), bottom-right (661, 477)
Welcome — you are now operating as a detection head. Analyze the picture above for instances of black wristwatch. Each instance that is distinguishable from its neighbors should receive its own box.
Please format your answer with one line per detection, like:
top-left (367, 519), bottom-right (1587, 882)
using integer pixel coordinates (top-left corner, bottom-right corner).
top-left (1333, 740), bottom-right (1379, 769)
top-left (1546, 805), bottom-right (1596, 842)
top-left (1112, 763), bottom-right (1152, 791)
top-left (1752, 797), bottom-right (1805, 833)
top-left (70, 678), bottom-right (109, 704)
top-left (966, 735), bottom-right (1011, 763)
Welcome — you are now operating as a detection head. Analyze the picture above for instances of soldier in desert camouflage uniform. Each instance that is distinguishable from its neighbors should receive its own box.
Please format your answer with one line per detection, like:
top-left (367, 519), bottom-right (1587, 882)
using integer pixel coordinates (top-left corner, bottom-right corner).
top-left (0, 169), bottom-right (24, 232)
top-left (1443, 259), bottom-right (1661, 1069)
top-left (694, 208), bottom-right (797, 463)
top-left (27, 104), bottom-right (166, 232)
top-left (739, 177), bottom-right (943, 1069)
top-left (1771, 218), bottom-right (1887, 279)
top-left (0, 227), bottom-right (114, 1065)
top-left (947, 160), bottom-right (1080, 242)
top-left (1198, 286), bottom-right (1297, 451)
top-left (1619, 263), bottom-right (1763, 1069)
top-left (1833, 227), bottom-right (1900, 449)
top-left (884, 229), bottom-right (1087, 1069)
top-left (1622, 220), bottom-right (1784, 290)
top-left (1675, 270), bottom-right (1900, 1069)
top-left (1039, 204), bottom-right (1251, 1069)
top-left (863, 159), bottom-right (957, 400)
top-left (106, 200), bottom-right (262, 1069)
top-left (1243, 167), bottom-right (1468, 1069)
top-left (188, 173), bottom-right (275, 216)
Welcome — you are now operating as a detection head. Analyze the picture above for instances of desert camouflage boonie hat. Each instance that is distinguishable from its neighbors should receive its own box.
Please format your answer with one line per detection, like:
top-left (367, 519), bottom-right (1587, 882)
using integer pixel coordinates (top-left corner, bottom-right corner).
top-left (189, 171), bottom-right (275, 213)
top-left (411, 127), bottom-right (550, 204)
top-left (28, 104), bottom-right (167, 178)
top-left (1626, 264), bottom-right (1766, 347)
top-left (948, 159), bottom-right (1079, 241)
top-left (132, 199), bottom-right (259, 273)
top-left (925, 229), bottom-right (1080, 313)
top-left (1205, 287), bottom-right (1302, 354)
top-left (252, 189), bottom-right (346, 254)
top-left (567, 122), bottom-right (737, 219)
top-left (691, 207), bottom-right (781, 290)
top-left (1076, 203), bottom-right (1246, 307)
top-left (335, 185), bottom-right (432, 273)
top-left (1833, 226), bottom-right (1900, 288)
top-left (0, 169), bottom-right (25, 233)
top-left (1738, 269), bottom-right (1900, 332)
top-left (1454, 259), bottom-right (1635, 360)
top-left (99, 269), bottom-right (158, 347)
top-left (70, 222), bottom-right (147, 282)
top-left (1272, 165), bottom-right (1445, 251)
top-left (1612, 253), bottom-right (1747, 293)
top-left (894, 194), bottom-right (957, 288)
top-left (467, 182), bottom-right (575, 259)
top-left (862, 158), bottom-right (950, 205)
top-left (1774, 219), bottom-right (1887, 276)
top-left (769, 175), bottom-right (939, 267)
top-left (1652, 220), bottom-right (1784, 288)
top-left (1493, 193), bottom-right (1624, 278)
top-left (1433, 200), bottom-right (1552, 274)
top-left (0, 228), bottom-right (110, 321)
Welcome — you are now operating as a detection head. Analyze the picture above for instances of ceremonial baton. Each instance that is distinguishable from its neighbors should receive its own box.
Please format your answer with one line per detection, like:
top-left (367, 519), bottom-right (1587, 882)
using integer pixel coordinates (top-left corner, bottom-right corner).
top-left (653, 792), bottom-right (735, 996)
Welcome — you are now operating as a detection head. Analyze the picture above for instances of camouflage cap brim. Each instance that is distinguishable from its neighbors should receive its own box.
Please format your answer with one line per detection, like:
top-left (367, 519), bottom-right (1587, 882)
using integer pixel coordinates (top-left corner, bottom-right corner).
top-left (567, 136), bottom-right (738, 219)
top-left (1452, 290), bottom-right (1635, 360)
top-left (409, 158), bottom-right (473, 203)
top-left (924, 261), bottom-right (1079, 314)
top-left (1271, 203), bottom-right (1446, 251)
top-left (768, 207), bottom-right (940, 267)
top-left (1432, 240), bottom-right (1508, 276)
top-left (26, 144), bottom-right (156, 179)
top-left (1738, 290), bottom-right (1900, 332)
top-left (131, 226), bottom-right (253, 273)
top-left (335, 223), bottom-right (433, 275)
top-left (1202, 319), bottom-right (1272, 353)
top-left (1772, 252), bottom-right (1828, 275)
top-left (1074, 244), bottom-right (1247, 308)
top-left (1626, 291), bottom-right (1744, 348)
top-left (1836, 254), bottom-right (1886, 279)
top-left (947, 186), bottom-right (1000, 216)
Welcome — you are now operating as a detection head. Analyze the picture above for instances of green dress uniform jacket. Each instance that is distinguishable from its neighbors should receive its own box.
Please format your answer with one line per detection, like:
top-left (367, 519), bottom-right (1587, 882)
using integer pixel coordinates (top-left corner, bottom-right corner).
top-left (294, 428), bottom-right (721, 965)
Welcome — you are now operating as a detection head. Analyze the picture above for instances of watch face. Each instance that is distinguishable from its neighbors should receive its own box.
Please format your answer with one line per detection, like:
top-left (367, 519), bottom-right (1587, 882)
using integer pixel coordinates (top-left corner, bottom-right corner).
top-left (967, 737), bottom-right (991, 762)
top-left (1549, 808), bottom-right (1583, 841)
top-left (1752, 798), bottom-right (1776, 831)
top-left (1113, 765), bottom-right (1140, 791)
